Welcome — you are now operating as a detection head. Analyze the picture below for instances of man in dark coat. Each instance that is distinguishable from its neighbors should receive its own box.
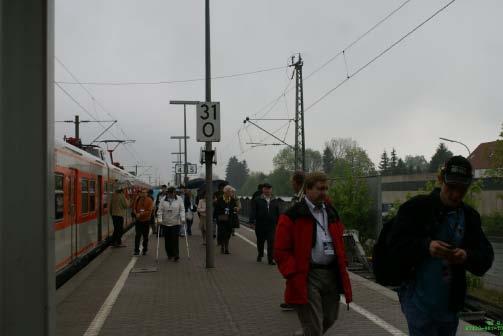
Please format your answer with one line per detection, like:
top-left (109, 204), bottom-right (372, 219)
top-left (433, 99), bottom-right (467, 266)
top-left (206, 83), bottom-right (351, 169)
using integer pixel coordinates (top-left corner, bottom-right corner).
top-left (389, 156), bottom-right (494, 335)
top-left (249, 183), bottom-right (281, 265)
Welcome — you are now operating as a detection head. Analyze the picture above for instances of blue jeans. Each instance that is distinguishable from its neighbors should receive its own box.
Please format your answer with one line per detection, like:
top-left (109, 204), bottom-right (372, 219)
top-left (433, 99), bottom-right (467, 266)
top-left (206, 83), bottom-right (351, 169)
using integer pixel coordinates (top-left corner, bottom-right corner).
top-left (398, 286), bottom-right (459, 336)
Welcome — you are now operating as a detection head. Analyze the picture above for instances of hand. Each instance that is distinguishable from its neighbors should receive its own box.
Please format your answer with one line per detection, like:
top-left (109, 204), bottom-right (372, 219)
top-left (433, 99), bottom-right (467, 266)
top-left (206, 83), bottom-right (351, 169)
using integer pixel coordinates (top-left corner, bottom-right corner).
top-left (447, 248), bottom-right (467, 265)
top-left (429, 240), bottom-right (455, 259)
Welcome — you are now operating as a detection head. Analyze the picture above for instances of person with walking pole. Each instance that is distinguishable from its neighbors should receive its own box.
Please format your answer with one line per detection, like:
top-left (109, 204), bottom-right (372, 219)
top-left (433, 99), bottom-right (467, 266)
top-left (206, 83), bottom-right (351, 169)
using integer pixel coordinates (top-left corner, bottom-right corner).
top-left (157, 187), bottom-right (185, 262)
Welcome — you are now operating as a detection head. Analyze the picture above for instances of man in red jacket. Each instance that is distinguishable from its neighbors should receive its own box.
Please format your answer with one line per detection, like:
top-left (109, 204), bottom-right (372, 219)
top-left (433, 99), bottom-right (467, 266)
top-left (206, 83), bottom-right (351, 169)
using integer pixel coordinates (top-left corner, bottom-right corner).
top-left (274, 171), bottom-right (352, 336)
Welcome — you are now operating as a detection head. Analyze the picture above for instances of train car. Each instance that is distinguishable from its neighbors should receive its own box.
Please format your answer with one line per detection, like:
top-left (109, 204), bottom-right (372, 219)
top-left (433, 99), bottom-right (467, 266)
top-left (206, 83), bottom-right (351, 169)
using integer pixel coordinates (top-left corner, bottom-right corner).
top-left (53, 138), bottom-right (149, 277)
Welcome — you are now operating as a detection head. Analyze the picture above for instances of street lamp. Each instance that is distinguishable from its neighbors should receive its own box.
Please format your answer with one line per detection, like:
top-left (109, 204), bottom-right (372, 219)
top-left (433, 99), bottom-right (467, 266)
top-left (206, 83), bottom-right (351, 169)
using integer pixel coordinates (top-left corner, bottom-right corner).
top-left (439, 137), bottom-right (471, 156)
top-left (170, 100), bottom-right (199, 186)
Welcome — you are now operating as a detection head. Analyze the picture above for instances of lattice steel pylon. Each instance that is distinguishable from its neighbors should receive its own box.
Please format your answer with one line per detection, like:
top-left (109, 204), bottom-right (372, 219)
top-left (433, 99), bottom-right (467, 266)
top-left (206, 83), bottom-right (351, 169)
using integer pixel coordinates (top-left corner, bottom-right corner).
top-left (292, 54), bottom-right (305, 171)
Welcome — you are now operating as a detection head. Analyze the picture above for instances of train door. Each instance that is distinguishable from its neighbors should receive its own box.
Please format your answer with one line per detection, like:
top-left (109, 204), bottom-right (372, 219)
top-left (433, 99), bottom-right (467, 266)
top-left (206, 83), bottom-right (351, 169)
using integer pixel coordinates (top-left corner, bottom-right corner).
top-left (68, 169), bottom-right (78, 262)
top-left (97, 175), bottom-right (103, 242)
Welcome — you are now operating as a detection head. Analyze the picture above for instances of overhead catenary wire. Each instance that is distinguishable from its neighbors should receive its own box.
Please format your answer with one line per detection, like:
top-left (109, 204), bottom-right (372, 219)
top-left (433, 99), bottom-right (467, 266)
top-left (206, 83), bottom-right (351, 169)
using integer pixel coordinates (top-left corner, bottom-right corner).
top-left (55, 65), bottom-right (288, 86)
top-left (234, 0), bottom-right (415, 157)
top-left (305, 0), bottom-right (457, 113)
top-left (303, 0), bottom-right (414, 82)
top-left (55, 57), bottom-right (142, 164)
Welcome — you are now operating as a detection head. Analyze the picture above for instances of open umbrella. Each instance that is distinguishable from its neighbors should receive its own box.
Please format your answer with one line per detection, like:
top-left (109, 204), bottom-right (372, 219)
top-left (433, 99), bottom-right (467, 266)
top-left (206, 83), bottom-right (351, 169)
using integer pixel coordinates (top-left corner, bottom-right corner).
top-left (186, 178), bottom-right (227, 191)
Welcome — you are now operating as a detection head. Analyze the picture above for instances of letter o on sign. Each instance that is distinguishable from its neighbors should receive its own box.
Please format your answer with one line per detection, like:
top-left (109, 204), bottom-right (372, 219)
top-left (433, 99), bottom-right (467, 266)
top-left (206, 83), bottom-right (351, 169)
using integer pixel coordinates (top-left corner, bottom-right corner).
top-left (203, 122), bottom-right (214, 137)
top-left (197, 102), bottom-right (220, 142)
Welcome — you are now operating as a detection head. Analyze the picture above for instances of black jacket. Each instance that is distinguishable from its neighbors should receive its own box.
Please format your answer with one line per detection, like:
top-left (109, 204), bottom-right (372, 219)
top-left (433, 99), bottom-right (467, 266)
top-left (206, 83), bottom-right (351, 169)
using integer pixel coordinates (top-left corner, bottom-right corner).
top-left (388, 188), bottom-right (494, 312)
top-left (250, 196), bottom-right (281, 233)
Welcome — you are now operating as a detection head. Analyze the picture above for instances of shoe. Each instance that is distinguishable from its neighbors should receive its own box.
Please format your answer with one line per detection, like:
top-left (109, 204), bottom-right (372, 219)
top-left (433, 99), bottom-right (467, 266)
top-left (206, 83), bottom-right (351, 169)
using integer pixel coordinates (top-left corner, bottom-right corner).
top-left (168, 256), bottom-right (173, 260)
top-left (256, 256), bottom-right (262, 262)
top-left (221, 246), bottom-right (225, 254)
top-left (280, 303), bottom-right (295, 311)
top-left (142, 250), bottom-right (147, 256)
top-left (174, 257), bottom-right (180, 262)
top-left (133, 251), bottom-right (140, 256)
top-left (224, 250), bottom-right (230, 254)
top-left (268, 260), bottom-right (276, 265)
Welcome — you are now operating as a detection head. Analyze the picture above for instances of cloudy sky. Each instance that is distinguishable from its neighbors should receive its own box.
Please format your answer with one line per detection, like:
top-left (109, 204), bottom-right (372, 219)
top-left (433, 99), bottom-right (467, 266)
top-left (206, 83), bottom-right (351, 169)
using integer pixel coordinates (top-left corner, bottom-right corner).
top-left (55, 0), bottom-right (502, 184)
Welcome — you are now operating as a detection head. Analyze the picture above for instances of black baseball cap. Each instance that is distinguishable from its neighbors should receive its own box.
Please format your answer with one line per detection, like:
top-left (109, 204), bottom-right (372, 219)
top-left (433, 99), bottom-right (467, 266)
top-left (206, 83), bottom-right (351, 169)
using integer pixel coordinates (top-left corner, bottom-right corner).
top-left (263, 183), bottom-right (272, 188)
top-left (443, 156), bottom-right (473, 185)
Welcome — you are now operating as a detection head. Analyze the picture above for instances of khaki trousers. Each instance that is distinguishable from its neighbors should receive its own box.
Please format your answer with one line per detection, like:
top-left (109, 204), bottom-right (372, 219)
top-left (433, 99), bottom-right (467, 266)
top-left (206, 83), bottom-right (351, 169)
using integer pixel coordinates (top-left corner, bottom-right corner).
top-left (295, 268), bottom-right (341, 336)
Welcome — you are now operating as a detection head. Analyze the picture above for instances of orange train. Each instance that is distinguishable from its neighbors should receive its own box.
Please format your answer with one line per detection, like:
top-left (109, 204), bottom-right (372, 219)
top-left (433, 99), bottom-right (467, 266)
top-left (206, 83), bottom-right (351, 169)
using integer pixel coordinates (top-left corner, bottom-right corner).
top-left (54, 138), bottom-right (149, 279)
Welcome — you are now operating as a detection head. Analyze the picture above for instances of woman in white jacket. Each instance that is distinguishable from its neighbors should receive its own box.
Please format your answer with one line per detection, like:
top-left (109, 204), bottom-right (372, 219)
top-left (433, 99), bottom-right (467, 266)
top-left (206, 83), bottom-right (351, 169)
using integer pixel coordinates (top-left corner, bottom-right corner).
top-left (157, 187), bottom-right (185, 261)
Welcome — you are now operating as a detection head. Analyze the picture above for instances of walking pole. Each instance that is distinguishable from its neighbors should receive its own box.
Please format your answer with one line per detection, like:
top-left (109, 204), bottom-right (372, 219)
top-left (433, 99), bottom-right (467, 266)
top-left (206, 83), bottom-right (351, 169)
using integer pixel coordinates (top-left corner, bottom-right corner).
top-left (184, 222), bottom-right (190, 259)
top-left (156, 225), bottom-right (161, 264)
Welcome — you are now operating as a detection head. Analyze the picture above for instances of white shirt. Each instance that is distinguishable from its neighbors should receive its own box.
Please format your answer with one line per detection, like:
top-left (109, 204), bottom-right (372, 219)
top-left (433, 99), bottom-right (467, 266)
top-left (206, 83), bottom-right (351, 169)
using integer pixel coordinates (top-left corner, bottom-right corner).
top-left (157, 196), bottom-right (185, 226)
top-left (305, 197), bottom-right (335, 265)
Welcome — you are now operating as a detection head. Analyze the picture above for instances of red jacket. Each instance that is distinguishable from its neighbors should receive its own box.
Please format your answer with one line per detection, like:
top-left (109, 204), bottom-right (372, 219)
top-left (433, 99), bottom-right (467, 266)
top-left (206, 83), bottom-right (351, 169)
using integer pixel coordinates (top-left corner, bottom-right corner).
top-left (274, 199), bottom-right (352, 306)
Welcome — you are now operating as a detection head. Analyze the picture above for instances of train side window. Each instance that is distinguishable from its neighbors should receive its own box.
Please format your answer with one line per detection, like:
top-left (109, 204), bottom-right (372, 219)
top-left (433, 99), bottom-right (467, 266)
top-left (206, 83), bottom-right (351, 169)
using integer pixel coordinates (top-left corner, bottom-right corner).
top-left (103, 182), bottom-right (108, 209)
top-left (81, 178), bottom-right (89, 214)
top-left (89, 180), bottom-right (96, 212)
top-left (55, 174), bottom-right (64, 221)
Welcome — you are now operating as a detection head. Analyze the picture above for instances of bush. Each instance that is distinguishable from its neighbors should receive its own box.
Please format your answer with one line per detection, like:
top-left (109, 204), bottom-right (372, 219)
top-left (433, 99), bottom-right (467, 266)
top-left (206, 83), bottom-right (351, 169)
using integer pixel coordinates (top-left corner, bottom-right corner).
top-left (466, 273), bottom-right (483, 290)
top-left (481, 212), bottom-right (503, 237)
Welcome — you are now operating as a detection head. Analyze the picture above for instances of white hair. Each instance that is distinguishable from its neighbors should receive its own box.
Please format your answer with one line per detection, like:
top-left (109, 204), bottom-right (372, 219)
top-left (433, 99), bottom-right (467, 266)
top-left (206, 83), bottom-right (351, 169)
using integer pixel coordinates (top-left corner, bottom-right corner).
top-left (223, 185), bottom-right (235, 193)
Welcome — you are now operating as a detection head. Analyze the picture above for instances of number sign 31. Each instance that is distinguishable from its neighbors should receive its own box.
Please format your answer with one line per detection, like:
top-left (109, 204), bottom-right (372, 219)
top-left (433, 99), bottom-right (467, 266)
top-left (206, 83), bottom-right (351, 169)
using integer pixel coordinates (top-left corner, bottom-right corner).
top-left (196, 102), bottom-right (220, 142)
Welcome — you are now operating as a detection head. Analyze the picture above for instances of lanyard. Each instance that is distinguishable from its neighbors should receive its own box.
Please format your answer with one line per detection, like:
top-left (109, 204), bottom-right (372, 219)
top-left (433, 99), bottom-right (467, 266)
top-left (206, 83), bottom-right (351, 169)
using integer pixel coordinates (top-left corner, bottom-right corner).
top-left (313, 209), bottom-right (328, 237)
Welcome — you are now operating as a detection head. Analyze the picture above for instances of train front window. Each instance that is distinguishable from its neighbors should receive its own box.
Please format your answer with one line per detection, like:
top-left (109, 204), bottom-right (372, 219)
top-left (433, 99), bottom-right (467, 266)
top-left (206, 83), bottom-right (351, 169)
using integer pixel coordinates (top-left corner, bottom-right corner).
top-left (81, 178), bottom-right (89, 214)
top-left (55, 174), bottom-right (64, 221)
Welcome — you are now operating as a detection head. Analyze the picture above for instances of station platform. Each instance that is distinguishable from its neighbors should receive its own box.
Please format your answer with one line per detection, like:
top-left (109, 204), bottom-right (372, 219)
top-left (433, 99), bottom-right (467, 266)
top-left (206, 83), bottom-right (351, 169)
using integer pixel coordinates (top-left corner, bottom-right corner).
top-left (56, 218), bottom-right (487, 336)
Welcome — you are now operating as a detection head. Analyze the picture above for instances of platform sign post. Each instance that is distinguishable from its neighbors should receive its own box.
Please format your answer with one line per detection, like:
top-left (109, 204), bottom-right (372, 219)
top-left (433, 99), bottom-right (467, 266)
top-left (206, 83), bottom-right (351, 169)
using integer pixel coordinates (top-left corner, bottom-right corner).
top-left (196, 102), bottom-right (220, 142)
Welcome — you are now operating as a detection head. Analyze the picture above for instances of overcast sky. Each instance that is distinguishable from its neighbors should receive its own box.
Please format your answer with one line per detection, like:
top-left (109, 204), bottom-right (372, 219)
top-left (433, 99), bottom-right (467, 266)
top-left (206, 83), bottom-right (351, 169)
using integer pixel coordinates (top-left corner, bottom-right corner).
top-left (55, 0), bottom-right (503, 185)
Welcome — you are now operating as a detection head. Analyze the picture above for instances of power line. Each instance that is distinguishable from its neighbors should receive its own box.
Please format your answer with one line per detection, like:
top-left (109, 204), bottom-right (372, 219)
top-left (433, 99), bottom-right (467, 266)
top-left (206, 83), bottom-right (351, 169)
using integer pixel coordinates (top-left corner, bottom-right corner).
top-left (304, 0), bottom-right (414, 82)
top-left (305, 0), bottom-right (457, 112)
top-left (55, 65), bottom-right (288, 86)
top-left (55, 57), bottom-right (142, 164)
top-left (55, 83), bottom-right (100, 122)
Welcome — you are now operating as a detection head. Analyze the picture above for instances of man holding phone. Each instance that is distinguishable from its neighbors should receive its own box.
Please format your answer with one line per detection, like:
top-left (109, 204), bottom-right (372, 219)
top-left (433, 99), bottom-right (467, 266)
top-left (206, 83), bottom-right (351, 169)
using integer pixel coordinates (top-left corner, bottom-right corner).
top-left (388, 156), bottom-right (494, 335)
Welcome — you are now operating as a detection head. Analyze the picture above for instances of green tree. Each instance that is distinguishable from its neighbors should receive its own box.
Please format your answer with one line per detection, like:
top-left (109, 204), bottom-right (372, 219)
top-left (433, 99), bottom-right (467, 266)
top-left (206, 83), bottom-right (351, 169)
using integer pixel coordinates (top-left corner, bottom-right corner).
top-left (272, 147), bottom-right (323, 172)
top-left (322, 145), bottom-right (335, 174)
top-left (378, 150), bottom-right (390, 175)
top-left (239, 171), bottom-right (266, 196)
top-left (486, 123), bottom-right (503, 178)
top-left (225, 156), bottom-right (249, 190)
top-left (404, 155), bottom-right (428, 174)
top-left (305, 149), bottom-right (322, 172)
top-left (272, 147), bottom-right (295, 171)
top-left (390, 148), bottom-right (398, 174)
top-left (429, 143), bottom-right (453, 172)
top-left (396, 158), bottom-right (407, 175)
top-left (329, 164), bottom-right (373, 240)
top-left (324, 138), bottom-right (376, 240)
top-left (325, 138), bottom-right (375, 177)
top-left (267, 167), bottom-right (293, 196)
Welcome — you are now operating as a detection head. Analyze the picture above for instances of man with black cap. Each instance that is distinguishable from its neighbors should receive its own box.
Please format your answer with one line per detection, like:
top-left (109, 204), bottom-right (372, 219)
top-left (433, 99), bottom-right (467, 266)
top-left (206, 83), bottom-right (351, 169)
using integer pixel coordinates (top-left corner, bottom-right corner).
top-left (249, 183), bottom-right (281, 265)
top-left (388, 156), bottom-right (494, 335)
